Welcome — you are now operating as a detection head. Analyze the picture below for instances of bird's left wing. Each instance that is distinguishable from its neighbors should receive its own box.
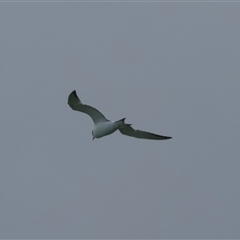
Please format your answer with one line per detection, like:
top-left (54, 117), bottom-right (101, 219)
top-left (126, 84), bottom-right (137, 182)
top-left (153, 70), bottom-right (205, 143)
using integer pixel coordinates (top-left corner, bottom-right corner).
top-left (68, 90), bottom-right (108, 124)
top-left (119, 123), bottom-right (172, 140)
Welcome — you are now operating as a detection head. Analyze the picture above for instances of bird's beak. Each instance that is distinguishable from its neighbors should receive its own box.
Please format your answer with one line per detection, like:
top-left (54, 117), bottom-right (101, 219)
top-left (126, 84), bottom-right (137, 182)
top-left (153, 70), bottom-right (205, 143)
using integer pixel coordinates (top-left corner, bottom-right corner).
top-left (92, 137), bottom-right (95, 141)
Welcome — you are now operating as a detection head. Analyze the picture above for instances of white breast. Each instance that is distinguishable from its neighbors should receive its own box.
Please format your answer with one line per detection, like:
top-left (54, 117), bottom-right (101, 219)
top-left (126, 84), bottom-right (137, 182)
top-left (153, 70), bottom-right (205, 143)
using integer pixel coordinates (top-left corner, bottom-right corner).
top-left (93, 121), bottom-right (120, 138)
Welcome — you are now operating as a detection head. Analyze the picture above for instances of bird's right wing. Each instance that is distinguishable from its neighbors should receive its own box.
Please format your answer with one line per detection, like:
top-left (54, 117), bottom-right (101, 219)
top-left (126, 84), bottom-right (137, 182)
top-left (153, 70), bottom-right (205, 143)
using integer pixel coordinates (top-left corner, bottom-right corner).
top-left (68, 90), bottom-right (108, 124)
top-left (119, 123), bottom-right (172, 140)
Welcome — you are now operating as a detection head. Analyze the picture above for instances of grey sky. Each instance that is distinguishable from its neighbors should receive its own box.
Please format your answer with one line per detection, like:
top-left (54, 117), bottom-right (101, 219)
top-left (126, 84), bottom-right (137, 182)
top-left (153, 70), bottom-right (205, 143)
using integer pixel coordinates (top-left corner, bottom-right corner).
top-left (1, 2), bottom-right (240, 239)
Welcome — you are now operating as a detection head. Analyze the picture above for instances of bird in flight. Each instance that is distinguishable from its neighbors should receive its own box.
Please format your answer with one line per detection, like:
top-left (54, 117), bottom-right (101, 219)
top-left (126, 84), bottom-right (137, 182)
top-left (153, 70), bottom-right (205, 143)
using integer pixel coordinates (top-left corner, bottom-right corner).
top-left (68, 90), bottom-right (172, 141)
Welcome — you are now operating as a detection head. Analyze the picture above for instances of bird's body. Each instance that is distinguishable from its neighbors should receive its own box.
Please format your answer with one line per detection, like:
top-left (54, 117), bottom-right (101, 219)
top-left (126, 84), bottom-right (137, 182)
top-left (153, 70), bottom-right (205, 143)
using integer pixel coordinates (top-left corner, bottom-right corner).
top-left (68, 90), bottom-right (172, 140)
top-left (92, 119), bottom-right (125, 139)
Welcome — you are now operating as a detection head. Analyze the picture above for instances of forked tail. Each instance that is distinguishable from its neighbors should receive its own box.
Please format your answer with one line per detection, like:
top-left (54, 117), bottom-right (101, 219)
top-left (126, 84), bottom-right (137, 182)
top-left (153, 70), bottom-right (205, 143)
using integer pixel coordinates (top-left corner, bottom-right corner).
top-left (115, 118), bottom-right (132, 127)
top-left (115, 118), bottom-right (125, 125)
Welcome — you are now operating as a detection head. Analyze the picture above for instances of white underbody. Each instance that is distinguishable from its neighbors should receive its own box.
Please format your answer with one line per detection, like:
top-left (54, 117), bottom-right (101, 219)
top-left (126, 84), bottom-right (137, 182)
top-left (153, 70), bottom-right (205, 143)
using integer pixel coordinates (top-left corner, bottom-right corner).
top-left (92, 121), bottom-right (123, 138)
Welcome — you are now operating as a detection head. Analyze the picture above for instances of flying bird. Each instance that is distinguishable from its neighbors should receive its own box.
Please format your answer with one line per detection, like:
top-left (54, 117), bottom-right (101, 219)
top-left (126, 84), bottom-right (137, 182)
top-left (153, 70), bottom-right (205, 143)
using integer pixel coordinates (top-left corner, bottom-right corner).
top-left (68, 90), bottom-right (172, 140)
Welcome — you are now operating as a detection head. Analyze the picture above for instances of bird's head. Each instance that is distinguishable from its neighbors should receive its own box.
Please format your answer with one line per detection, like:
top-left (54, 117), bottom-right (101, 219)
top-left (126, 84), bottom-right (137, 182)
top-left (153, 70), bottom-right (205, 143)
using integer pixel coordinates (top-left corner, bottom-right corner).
top-left (92, 131), bottom-right (95, 141)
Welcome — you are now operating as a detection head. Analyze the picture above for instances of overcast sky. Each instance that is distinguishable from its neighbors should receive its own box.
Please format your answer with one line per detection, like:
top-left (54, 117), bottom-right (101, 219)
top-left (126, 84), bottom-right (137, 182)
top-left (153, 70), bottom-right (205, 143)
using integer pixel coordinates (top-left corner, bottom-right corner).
top-left (1, 2), bottom-right (240, 239)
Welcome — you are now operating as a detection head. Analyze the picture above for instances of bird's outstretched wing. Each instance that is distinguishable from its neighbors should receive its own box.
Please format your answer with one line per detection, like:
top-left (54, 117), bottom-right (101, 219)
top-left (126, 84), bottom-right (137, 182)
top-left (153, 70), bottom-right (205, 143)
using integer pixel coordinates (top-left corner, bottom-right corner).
top-left (68, 90), bottom-right (108, 124)
top-left (119, 123), bottom-right (172, 140)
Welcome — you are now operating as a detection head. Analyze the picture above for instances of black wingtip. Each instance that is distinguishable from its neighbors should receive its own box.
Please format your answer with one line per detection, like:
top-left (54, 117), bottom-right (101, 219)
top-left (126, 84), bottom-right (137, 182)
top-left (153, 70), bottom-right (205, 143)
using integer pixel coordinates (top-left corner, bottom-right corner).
top-left (161, 135), bottom-right (172, 140)
top-left (149, 132), bottom-right (172, 140)
top-left (155, 135), bottom-right (172, 140)
top-left (68, 90), bottom-right (81, 107)
top-left (69, 90), bottom-right (80, 100)
top-left (72, 90), bottom-right (77, 97)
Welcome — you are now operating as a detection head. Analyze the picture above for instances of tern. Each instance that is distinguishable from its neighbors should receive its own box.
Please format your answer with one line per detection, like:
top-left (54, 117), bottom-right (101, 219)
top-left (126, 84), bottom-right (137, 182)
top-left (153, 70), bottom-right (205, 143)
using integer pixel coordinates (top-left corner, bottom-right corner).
top-left (68, 90), bottom-right (172, 140)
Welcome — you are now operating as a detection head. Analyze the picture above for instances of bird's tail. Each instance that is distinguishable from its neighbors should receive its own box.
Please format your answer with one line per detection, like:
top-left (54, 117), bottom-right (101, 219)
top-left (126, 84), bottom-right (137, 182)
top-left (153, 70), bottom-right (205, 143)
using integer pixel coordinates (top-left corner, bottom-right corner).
top-left (115, 118), bottom-right (126, 124)
top-left (115, 118), bottom-right (132, 127)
